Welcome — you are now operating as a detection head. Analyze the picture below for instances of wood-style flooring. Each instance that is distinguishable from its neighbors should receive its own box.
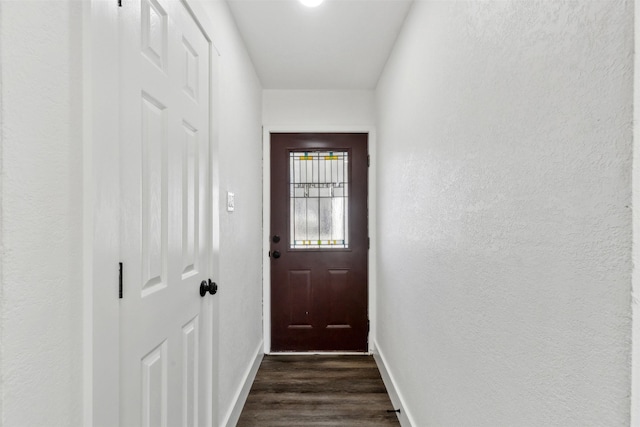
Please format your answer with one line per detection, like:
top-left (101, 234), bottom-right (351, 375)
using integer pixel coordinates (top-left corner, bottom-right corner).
top-left (237, 355), bottom-right (400, 427)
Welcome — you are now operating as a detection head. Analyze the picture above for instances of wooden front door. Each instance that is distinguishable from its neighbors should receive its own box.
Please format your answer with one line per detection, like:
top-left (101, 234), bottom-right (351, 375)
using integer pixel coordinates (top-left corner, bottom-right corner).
top-left (270, 133), bottom-right (368, 352)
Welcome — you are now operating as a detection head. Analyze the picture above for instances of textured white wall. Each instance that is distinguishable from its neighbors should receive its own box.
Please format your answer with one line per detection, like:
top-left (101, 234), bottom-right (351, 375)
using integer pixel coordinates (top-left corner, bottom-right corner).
top-left (263, 90), bottom-right (375, 126)
top-left (376, 1), bottom-right (633, 425)
top-left (198, 2), bottom-right (265, 424)
top-left (0, 1), bottom-right (84, 426)
top-left (633, 0), bottom-right (640, 424)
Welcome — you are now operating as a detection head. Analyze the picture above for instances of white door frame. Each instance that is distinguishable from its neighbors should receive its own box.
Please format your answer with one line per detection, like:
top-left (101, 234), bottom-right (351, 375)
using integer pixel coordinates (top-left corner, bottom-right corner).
top-left (83, 1), bottom-right (221, 425)
top-left (82, 1), bottom-right (120, 424)
top-left (262, 125), bottom-right (377, 354)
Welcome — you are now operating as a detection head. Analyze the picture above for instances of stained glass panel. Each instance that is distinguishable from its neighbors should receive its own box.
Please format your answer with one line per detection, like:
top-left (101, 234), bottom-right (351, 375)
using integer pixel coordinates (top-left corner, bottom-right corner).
top-left (289, 151), bottom-right (349, 249)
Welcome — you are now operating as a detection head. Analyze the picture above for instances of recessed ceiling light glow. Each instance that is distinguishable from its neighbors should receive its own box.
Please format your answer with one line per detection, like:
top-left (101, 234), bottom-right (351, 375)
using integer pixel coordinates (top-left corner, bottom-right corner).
top-left (300, 0), bottom-right (324, 7)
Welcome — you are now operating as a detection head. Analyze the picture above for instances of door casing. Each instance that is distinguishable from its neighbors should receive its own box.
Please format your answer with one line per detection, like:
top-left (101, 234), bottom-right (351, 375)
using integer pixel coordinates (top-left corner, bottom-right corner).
top-left (262, 126), bottom-right (377, 354)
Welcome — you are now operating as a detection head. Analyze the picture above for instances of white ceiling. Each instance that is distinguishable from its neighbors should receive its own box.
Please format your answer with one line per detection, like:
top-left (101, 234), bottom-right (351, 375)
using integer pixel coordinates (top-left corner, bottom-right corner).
top-left (225, 0), bottom-right (413, 90)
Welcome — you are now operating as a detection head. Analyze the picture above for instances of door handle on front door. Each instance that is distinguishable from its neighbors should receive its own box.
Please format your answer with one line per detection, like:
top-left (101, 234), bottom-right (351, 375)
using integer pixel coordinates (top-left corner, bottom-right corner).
top-left (199, 279), bottom-right (218, 297)
top-left (272, 250), bottom-right (281, 259)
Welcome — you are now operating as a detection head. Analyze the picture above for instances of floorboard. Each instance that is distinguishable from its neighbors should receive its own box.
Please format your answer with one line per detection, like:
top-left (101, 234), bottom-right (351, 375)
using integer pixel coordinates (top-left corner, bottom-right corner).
top-left (237, 355), bottom-right (400, 427)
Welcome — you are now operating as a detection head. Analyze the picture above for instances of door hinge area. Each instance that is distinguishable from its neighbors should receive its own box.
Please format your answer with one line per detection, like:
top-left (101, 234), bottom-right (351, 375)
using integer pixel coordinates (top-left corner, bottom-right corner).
top-left (368, 237), bottom-right (370, 250)
top-left (119, 262), bottom-right (123, 299)
top-left (367, 155), bottom-right (370, 167)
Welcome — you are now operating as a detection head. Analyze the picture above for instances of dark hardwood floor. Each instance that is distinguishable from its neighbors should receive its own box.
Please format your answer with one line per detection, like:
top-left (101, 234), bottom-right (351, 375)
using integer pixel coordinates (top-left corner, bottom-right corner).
top-left (236, 355), bottom-right (400, 427)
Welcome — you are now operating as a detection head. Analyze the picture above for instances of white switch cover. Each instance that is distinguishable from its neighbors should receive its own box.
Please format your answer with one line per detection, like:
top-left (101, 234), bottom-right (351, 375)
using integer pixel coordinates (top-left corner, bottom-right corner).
top-left (227, 192), bottom-right (235, 212)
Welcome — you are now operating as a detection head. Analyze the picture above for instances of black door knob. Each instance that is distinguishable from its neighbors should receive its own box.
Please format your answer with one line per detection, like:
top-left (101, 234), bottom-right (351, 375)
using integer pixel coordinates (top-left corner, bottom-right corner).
top-left (200, 280), bottom-right (208, 297)
top-left (272, 235), bottom-right (281, 243)
top-left (272, 250), bottom-right (281, 259)
top-left (200, 279), bottom-right (218, 297)
top-left (208, 278), bottom-right (218, 295)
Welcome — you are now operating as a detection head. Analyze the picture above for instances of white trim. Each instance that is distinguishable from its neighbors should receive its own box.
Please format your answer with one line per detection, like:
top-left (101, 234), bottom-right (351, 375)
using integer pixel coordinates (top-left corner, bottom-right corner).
top-left (84, 1), bottom-right (121, 425)
top-left (262, 126), bottom-right (272, 353)
top-left (82, 2), bottom-right (93, 425)
top-left (221, 341), bottom-right (264, 427)
top-left (262, 125), bottom-right (377, 354)
top-left (373, 342), bottom-right (416, 427)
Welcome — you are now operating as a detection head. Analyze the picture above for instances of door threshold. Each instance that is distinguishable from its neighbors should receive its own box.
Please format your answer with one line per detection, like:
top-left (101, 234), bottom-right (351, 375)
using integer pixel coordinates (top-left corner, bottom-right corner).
top-left (267, 352), bottom-right (371, 356)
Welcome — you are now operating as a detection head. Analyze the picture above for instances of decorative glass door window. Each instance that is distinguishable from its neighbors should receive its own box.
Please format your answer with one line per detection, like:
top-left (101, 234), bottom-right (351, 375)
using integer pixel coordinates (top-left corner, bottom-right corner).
top-left (290, 151), bottom-right (349, 249)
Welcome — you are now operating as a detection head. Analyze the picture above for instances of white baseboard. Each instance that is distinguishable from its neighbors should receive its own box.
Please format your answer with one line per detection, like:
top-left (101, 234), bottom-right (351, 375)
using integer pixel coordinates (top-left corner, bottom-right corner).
top-left (268, 351), bottom-right (369, 356)
top-left (221, 341), bottom-right (264, 427)
top-left (372, 341), bottom-right (416, 427)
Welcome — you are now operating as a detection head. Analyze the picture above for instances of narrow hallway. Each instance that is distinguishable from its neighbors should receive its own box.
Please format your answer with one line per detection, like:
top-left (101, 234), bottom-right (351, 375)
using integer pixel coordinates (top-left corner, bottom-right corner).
top-left (237, 355), bottom-right (400, 426)
top-left (0, 1), bottom-right (634, 425)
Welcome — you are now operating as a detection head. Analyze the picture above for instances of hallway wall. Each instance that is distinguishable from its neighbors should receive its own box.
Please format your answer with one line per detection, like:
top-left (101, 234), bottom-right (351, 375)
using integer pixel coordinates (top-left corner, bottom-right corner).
top-left (0, 2), bottom-right (84, 425)
top-left (634, 0), bottom-right (640, 423)
top-left (263, 90), bottom-right (375, 127)
top-left (375, 1), bottom-right (633, 425)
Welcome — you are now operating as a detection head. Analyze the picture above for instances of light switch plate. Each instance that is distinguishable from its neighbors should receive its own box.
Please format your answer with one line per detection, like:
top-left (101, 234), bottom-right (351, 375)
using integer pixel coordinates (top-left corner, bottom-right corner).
top-left (226, 192), bottom-right (235, 212)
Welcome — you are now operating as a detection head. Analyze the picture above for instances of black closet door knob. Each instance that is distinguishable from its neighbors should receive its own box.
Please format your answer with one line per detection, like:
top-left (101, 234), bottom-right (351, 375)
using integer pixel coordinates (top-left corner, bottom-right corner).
top-left (208, 279), bottom-right (218, 295)
top-left (200, 280), bottom-right (208, 297)
top-left (200, 279), bottom-right (218, 296)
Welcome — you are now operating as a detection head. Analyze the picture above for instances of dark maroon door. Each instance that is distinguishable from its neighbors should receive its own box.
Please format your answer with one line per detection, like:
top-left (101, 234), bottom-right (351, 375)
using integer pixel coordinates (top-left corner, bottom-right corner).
top-left (270, 133), bottom-right (368, 352)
